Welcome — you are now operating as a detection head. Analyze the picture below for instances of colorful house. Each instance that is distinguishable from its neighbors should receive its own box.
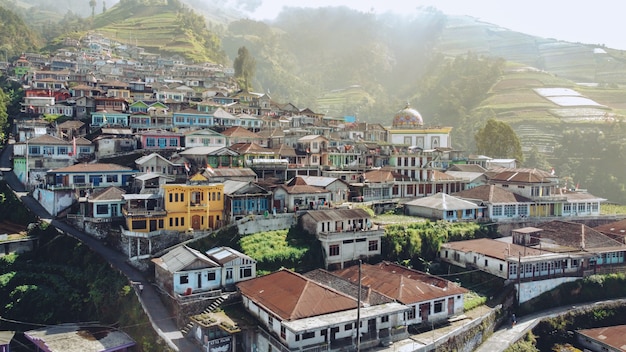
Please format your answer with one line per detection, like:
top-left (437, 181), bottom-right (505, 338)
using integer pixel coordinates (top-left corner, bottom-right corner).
top-left (137, 129), bottom-right (183, 150)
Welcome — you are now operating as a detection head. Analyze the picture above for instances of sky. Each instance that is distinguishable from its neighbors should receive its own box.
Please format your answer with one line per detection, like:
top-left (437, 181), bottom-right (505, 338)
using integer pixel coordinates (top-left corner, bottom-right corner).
top-left (248, 0), bottom-right (626, 50)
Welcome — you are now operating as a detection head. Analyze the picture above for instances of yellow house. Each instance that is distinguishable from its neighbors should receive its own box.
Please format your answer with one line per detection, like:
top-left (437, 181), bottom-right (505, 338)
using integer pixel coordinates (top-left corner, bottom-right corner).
top-left (123, 173), bottom-right (224, 233)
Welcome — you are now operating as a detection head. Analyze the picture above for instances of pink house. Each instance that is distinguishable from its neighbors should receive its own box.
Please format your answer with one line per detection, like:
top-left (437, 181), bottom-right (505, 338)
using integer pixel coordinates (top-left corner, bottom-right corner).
top-left (138, 130), bottom-right (183, 150)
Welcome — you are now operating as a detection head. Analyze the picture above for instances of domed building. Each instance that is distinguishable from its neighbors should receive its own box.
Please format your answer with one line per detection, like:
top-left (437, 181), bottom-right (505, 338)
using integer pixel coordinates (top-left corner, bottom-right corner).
top-left (387, 103), bottom-right (452, 150)
top-left (392, 103), bottom-right (424, 128)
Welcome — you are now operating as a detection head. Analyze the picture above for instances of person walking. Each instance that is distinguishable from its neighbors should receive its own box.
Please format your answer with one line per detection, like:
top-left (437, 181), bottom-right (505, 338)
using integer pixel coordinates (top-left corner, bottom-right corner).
top-left (139, 283), bottom-right (144, 295)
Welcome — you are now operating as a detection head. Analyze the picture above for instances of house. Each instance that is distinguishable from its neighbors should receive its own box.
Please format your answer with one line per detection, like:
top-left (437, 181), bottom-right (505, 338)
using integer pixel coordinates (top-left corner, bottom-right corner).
top-left (186, 311), bottom-right (241, 352)
top-left (439, 220), bottom-right (626, 303)
top-left (122, 173), bottom-right (225, 233)
top-left (178, 146), bottom-right (242, 170)
top-left (80, 186), bottom-right (125, 223)
top-left (205, 246), bottom-right (257, 289)
top-left (223, 180), bottom-right (272, 221)
top-left (452, 185), bottom-right (532, 222)
top-left (404, 192), bottom-right (483, 221)
top-left (272, 177), bottom-right (332, 212)
top-left (296, 135), bottom-right (328, 167)
top-left (152, 245), bottom-right (222, 297)
top-left (93, 132), bottom-right (136, 158)
top-left (34, 163), bottom-right (136, 217)
top-left (24, 323), bottom-right (135, 352)
top-left (236, 269), bottom-right (409, 352)
top-left (221, 126), bottom-right (265, 146)
top-left (12, 134), bottom-right (94, 187)
top-left (576, 325), bottom-right (626, 352)
top-left (137, 129), bottom-right (182, 150)
top-left (90, 110), bottom-right (129, 128)
top-left (134, 152), bottom-right (185, 176)
top-left (444, 164), bottom-right (488, 189)
top-left (300, 208), bottom-right (383, 270)
top-left (294, 175), bottom-right (350, 204)
top-left (56, 120), bottom-right (88, 141)
top-left (202, 167), bottom-right (257, 183)
top-left (333, 262), bottom-right (468, 326)
top-left (183, 129), bottom-right (227, 148)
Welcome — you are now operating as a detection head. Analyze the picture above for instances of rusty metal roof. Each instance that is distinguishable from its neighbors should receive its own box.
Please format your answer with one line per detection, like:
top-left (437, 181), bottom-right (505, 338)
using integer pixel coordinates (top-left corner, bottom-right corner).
top-left (236, 269), bottom-right (358, 321)
top-left (576, 325), bottom-right (626, 350)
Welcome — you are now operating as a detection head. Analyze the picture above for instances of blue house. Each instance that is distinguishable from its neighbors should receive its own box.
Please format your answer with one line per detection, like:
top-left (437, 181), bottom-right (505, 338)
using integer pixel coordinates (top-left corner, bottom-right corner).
top-left (91, 111), bottom-right (129, 127)
top-left (172, 108), bottom-right (213, 128)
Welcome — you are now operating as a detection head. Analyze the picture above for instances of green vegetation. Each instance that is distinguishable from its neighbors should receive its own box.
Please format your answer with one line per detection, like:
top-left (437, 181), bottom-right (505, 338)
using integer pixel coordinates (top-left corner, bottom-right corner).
top-left (382, 221), bottom-right (483, 271)
top-left (475, 118), bottom-right (524, 162)
top-left (601, 203), bottom-right (626, 215)
top-left (0, 182), bottom-right (167, 351)
top-left (239, 227), bottom-right (322, 274)
top-left (233, 46), bottom-right (256, 91)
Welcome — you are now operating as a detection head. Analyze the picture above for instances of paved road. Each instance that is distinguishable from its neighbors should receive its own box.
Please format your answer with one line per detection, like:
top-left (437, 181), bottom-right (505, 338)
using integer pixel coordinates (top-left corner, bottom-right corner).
top-left (475, 298), bottom-right (626, 352)
top-left (1, 144), bottom-right (200, 352)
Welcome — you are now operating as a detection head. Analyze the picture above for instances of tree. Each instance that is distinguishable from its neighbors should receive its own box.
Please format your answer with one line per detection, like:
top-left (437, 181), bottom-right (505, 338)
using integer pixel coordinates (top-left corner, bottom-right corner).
top-left (474, 118), bottom-right (524, 163)
top-left (233, 46), bottom-right (256, 91)
top-left (524, 146), bottom-right (551, 170)
top-left (89, 0), bottom-right (97, 17)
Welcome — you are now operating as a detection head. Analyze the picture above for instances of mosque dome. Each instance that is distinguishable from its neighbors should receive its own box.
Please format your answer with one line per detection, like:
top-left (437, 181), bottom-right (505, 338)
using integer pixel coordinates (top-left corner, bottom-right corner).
top-left (392, 103), bottom-right (423, 128)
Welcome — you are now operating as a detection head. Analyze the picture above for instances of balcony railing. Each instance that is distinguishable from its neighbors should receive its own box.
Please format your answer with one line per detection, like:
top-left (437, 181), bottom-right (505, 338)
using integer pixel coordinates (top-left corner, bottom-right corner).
top-left (46, 182), bottom-right (93, 190)
top-left (122, 207), bottom-right (167, 217)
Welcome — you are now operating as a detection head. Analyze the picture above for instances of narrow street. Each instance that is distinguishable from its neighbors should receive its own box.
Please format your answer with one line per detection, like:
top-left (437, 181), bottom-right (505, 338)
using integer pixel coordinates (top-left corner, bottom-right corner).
top-left (0, 143), bottom-right (200, 352)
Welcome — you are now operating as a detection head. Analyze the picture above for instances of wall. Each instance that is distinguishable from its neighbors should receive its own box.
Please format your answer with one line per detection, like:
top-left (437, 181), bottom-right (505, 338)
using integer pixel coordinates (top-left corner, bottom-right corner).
top-left (236, 213), bottom-right (296, 235)
top-left (517, 277), bottom-right (580, 303)
top-left (33, 188), bottom-right (73, 216)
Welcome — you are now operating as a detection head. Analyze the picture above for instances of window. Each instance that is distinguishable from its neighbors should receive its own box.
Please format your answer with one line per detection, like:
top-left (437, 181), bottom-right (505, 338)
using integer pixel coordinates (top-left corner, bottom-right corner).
top-left (240, 266), bottom-right (252, 278)
top-left (578, 203), bottom-right (586, 212)
top-left (280, 326), bottom-right (286, 339)
top-left (492, 205), bottom-right (503, 216)
top-left (564, 203), bottom-right (572, 212)
top-left (504, 205), bottom-right (516, 217)
top-left (28, 146), bottom-right (41, 155)
top-left (180, 275), bottom-right (189, 284)
top-left (106, 175), bottom-right (118, 183)
top-left (368, 240), bottom-right (378, 251)
top-left (158, 138), bottom-right (167, 148)
top-left (43, 146), bottom-right (54, 155)
top-left (499, 264), bottom-right (503, 271)
top-left (207, 272), bottom-right (216, 281)
top-left (96, 204), bottom-right (108, 215)
top-left (268, 315), bottom-right (273, 326)
top-left (381, 315), bottom-right (389, 323)
top-left (344, 323), bottom-right (352, 330)
top-left (406, 306), bottom-right (416, 320)
top-left (169, 138), bottom-right (178, 147)
top-left (484, 259), bottom-right (488, 267)
top-left (434, 300), bottom-right (444, 313)
top-left (73, 175), bottom-right (85, 184)
top-left (329, 244), bottom-right (340, 256)
top-left (518, 206), bottom-right (528, 216)
top-left (132, 220), bottom-right (146, 229)
top-left (146, 138), bottom-right (156, 147)
top-left (302, 332), bottom-right (315, 340)
top-left (57, 146), bottom-right (68, 155)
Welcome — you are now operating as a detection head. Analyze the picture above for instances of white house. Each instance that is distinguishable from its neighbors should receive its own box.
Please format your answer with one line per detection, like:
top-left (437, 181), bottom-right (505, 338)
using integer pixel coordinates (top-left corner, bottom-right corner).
top-left (300, 208), bottom-right (383, 270)
top-left (404, 192), bottom-right (483, 221)
top-left (205, 246), bottom-right (257, 289)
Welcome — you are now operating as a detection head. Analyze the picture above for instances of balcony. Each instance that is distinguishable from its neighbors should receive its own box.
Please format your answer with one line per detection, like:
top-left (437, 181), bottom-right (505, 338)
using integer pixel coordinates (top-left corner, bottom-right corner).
top-left (47, 182), bottom-right (93, 190)
top-left (122, 207), bottom-right (167, 217)
top-left (317, 227), bottom-right (384, 241)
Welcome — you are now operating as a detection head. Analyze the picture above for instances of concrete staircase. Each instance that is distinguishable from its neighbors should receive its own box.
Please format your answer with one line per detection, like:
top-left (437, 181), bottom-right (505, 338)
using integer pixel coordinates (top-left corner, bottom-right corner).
top-left (180, 295), bottom-right (227, 336)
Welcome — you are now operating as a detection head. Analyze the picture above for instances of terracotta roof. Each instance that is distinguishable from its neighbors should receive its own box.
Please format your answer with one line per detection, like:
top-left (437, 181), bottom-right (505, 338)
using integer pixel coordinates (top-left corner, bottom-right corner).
top-left (363, 169), bottom-right (410, 183)
top-left (88, 187), bottom-right (125, 201)
top-left (274, 143), bottom-right (296, 157)
top-left (278, 183), bottom-right (330, 195)
top-left (51, 163), bottom-right (132, 173)
top-left (236, 269), bottom-right (358, 321)
top-left (24, 134), bottom-right (69, 145)
top-left (57, 120), bottom-right (85, 129)
top-left (333, 262), bottom-right (468, 305)
top-left (221, 126), bottom-right (260, 138)
top-left (229, 142), bottom-right (273, 154)
top-left (452, 185), bottom-right (531, 203)
top-left (576, 325), bottom-right (626, 350)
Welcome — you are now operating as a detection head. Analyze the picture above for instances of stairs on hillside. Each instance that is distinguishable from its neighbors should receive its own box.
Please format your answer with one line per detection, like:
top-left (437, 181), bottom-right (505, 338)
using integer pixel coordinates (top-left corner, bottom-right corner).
top-left (180, 295), bottom-right (227, 336)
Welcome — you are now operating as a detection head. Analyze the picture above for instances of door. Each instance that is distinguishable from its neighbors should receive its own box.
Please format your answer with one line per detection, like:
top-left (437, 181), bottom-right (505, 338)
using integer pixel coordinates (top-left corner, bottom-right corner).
top-left (225, 268), bottom-right (234, 285)
top-left (149, 220), bottom-right (157, 231)
top-left (420, 303), bottom-right (430, 323)
top-left (192, 215), bottom-right (201, 230)
top-left (448, 297), bottom-right (454, 315)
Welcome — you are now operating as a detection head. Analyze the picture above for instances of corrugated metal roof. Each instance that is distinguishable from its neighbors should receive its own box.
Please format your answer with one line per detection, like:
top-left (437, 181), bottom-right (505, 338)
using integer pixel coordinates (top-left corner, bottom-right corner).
top-left (156, 245), bottom-right (219, 273)
top-left (88, 186), bottom-right (125, 201)
top-left (51, 163), bottom-right (132, 173)
top-left (577, 325), bottom-right (626, 350)
top-left (236, 269), bottom-right (357, 321)
top-left (453, 185), bottom-right (531, 203)
top-left (405, 192), bottom-right (479, 210)
top-left (205, 246), bottom-right (255, 265)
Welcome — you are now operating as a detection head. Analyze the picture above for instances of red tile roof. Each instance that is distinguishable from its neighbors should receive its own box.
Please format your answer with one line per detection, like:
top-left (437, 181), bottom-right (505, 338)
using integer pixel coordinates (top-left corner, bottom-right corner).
top-left (333, 262), bottom-right (467, 305)
top-left (236, 269), bottom-right (357, 321)
top-left (222, 126), bottom-right (260, 138)
top-left (577, 325), bottom-right (626, 350)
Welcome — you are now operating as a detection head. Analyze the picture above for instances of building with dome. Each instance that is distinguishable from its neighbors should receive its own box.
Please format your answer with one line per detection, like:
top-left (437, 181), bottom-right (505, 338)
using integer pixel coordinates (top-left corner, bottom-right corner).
top-left (387, 103), bottom-right (452, 149)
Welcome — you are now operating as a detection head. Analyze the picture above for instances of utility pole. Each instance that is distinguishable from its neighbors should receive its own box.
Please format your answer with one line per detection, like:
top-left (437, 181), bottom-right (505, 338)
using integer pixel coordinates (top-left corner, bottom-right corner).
top-left (355, 260), bottom-right (362, 352)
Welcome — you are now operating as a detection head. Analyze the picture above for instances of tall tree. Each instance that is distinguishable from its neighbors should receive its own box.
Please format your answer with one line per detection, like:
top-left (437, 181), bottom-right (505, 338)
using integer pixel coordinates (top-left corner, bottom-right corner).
top-left (89, 0), bottom-right (96, 17)
top-left (233, 46), bottom-right (256, 91)
top-left (474, 118), bottom-right (524, 163)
